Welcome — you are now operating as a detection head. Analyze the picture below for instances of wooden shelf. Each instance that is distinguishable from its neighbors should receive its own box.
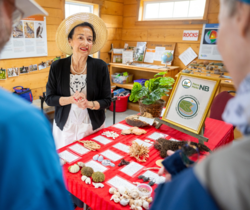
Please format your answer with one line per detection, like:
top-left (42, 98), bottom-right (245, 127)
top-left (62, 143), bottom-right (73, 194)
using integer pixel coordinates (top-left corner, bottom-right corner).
top-left (112, 83), bottom-right (134, 90)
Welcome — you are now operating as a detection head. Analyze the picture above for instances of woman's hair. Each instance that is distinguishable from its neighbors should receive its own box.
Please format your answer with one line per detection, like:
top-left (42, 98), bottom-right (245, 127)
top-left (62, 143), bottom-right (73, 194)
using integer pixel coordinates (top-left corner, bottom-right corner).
top-left (68, 22), bottom-right (96, 44)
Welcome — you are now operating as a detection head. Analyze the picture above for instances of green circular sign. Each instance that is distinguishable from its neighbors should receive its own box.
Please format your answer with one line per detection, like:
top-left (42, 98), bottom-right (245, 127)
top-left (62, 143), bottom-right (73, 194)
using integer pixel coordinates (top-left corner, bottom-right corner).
top-left (177, 97), bottom-right (198, 118)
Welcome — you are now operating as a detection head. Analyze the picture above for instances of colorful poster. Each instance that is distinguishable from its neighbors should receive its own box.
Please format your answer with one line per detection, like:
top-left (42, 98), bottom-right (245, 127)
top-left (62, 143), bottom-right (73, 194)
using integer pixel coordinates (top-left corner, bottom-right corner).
top-left (0, 16), bottom-right (47, 60)
top-left (199, 24), bottom-right (222, 61)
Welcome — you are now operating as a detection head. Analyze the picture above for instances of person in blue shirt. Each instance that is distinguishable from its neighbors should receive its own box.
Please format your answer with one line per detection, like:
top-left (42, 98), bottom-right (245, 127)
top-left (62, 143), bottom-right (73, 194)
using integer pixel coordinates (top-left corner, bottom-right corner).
top-left (151, 0), bottom-right (250, 210)
top-left (0, 1), bottom-right (73, 209)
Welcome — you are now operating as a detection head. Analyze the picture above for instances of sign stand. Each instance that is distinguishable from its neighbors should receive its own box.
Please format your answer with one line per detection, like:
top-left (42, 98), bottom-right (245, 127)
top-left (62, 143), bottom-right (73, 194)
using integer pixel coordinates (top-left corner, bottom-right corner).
top-left (154, 118), bottom-right (209, 144)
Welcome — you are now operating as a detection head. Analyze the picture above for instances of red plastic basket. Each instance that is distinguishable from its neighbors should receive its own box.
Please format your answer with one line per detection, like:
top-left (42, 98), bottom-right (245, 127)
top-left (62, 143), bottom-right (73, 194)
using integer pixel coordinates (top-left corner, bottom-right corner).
top-left (109, 94), bottom-right (130, 112)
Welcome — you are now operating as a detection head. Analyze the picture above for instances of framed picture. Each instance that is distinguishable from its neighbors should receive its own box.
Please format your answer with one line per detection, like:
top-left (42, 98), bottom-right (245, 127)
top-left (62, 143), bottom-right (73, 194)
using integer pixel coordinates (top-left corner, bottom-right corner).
top-left (162, 73), bottom-right (220, 134)
top-left (19, 66), bottom-right (29, 74)
top-left (0, 68), bottom-right (7, 80)
top-left (38, 62), bottom-right (46, 70)
top-left (29, 64), bottom-right (37, 72)
top-left (7, 67), bottom-right (19, 77)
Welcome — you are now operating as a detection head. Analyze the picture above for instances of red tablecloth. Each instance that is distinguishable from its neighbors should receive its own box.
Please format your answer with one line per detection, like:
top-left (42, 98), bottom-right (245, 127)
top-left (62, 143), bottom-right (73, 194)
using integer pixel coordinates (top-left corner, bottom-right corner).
top-left (58, 118), bottom-right (234, 210)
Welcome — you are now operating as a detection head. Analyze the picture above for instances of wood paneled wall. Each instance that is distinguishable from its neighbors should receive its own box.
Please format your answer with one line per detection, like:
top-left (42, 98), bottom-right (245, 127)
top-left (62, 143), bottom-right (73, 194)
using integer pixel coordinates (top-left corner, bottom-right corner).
top-left (100, 0), bottom-right (123, 63)
top-left (0, 0), bottom-right (65, 99)
top-left (0, 0), bottom-right (220, 100)
top-left (122, 0), bottom-right (220, 69)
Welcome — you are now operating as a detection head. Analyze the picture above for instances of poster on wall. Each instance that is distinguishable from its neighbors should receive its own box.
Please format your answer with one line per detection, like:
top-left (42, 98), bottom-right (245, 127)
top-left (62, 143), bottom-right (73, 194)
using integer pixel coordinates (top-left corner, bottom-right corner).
top-left (162, 73), bottom-right (220, 134)
top-left (198, 24), bottom-right (222, 61)
top-left (0, 16), bottom-right (47, 60)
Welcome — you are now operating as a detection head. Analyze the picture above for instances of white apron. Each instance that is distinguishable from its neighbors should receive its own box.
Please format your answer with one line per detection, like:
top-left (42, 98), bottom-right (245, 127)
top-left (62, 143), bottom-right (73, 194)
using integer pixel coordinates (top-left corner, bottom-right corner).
top-left (53, 74), bottom-right (104, 149)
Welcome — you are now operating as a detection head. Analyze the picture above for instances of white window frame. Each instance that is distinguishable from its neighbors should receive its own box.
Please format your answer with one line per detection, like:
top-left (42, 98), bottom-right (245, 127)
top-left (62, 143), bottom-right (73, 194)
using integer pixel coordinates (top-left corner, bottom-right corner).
top-left (65, 1), bottom-right (94, 19)
top-left (143, 0), bottom-right (206, 21)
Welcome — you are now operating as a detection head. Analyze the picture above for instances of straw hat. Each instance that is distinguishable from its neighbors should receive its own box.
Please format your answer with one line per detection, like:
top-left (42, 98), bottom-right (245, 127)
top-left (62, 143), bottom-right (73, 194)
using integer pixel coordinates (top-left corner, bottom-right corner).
top-left (56, 13), bottom-right (108, 55)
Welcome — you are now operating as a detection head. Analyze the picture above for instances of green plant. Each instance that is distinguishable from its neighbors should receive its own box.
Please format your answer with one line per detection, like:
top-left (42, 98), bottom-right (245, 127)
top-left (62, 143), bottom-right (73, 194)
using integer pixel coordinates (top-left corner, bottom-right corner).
top-left (129, 71), bottom-right (175, 105)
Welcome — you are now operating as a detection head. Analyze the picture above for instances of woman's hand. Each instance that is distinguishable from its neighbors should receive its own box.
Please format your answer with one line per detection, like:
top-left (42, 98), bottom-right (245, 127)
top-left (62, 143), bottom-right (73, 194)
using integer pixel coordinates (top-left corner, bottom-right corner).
top-left (158, 150), bottom-right (175, 182)
top-left (71, 91), bottom-right (81, 104)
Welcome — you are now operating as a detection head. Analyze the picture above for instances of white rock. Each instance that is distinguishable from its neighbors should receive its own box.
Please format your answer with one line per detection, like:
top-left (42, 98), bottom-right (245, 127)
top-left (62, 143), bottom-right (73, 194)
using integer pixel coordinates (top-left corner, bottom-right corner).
top-left (81, 175), bottom-right (88, 182)
top-left (93, 183), bottom-right (104, 188)
top-left (109, 187), bottom-right (117, 194)
top-left (85, 177), bottom-right (91, 184)
top-left (120, 198), bottom-right (130, 206)
top-left (68, 164), bottom-right (80, 173)
top-left (142, 200), bottom-right (149, 210)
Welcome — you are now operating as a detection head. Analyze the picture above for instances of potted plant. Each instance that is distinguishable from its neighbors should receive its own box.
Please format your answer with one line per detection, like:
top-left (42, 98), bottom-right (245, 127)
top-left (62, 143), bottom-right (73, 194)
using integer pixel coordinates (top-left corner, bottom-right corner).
top-left (129, 72), bottom-right (175, 118)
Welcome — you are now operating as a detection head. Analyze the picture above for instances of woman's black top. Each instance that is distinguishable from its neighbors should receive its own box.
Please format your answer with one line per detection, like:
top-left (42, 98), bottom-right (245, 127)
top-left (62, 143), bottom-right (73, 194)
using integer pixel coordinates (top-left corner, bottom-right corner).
top-left (45, 55), bottom-right (111, 131)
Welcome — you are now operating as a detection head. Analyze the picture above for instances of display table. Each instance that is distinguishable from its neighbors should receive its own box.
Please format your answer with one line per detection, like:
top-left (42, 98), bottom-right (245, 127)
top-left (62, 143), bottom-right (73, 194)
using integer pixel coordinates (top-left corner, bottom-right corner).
top-left (58, 118), bottom-right (234, 210)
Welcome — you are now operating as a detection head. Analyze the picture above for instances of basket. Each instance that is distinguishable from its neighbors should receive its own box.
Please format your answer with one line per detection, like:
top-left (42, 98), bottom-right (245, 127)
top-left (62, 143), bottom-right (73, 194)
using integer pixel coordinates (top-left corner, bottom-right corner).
top-left (139, 99), bottom-right (165, 118)
top-left (110, 94), bottom-right (130, 112)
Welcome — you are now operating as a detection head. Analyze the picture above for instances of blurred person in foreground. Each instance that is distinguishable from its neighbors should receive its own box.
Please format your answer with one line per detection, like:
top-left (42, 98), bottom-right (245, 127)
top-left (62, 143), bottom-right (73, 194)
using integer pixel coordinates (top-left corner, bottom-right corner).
top-left (150, 0), bottom-right (250, 210)
top-left (0, 0), bottom-right (73, 209)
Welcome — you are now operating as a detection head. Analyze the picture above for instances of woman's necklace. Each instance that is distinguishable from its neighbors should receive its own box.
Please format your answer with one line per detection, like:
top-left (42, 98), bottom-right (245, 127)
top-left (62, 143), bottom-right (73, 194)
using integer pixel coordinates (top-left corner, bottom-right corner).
top-left (71, 56), bottom-right (87, 75)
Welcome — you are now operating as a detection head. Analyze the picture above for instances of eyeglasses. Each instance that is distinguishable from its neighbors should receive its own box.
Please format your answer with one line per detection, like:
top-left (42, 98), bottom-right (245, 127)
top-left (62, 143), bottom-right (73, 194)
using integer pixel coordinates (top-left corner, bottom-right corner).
top-left (180, 143), bottom-right (199, 167)
top-left (4, 0), bottom-right (24, 27)
top-left (12, 7), bottom-right (24, 27)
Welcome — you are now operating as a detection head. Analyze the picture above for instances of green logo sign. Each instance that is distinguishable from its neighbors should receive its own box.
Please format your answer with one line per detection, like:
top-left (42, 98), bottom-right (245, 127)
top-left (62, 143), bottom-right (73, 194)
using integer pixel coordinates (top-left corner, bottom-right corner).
top-left (182, 79), bottom-right (192, 89)
top-left (176, 96), bottom-right (199, 119)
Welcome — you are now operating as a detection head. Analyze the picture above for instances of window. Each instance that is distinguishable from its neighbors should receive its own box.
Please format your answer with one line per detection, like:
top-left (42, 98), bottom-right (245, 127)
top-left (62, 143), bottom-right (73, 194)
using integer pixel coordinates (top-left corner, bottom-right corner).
top-left (142, 0), bottom-right (207, 20)
top-left (65, 2), bottom-right (93, 19)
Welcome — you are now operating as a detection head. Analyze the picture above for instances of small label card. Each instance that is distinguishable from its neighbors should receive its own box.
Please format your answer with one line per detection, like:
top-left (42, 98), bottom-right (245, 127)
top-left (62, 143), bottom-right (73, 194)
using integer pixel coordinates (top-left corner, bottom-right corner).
top-left (147, 132), bottom-right (166, 140)
top-left (58, 150), bottom-right (80, 163)
top-left (120, 161), bottom-right (144, 177)
top-left (142, 170), bottom-right (166, 184)
top-left (134, 139), bottom-right (152, 148)
top-left (113, 143), bottom-right (130, 153)
top-left (113, 123), bottom-right (131, 130)
top-left (101, 150), bottom-right (123, 162)
top-left (92, 136), bottom-right (112, 145)
top-left (169, 138), bottom-right (181, 142)
top-left (68, 143), bottom-right (90, 155)
top-left (107, 176), bottom-right (136, 190)
top-left (138, 116), bottom-right (155, 126)
top-left (85, 160), bottom-right (107, 172)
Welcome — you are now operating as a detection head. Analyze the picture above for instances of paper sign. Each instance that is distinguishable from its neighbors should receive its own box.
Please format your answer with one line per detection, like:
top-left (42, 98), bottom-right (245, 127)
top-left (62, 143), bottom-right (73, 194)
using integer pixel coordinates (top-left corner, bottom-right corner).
top-left (113, 143), bottom-right (130, 153)
top-left (85, 160), bottom-right (107, 172)
top-left (144, 49), bottom-right (155, 63)
top-left (101, 150), bottom-right (123, 162)
top-left (142, 171), bottom-right (165, 184)
top-left (183, 30), bottom-right (199, 41)
top-left (122, 50), bottom-right (133, 64)
top-left (58, 150), bottom-right (80, 163)
top-left (134, 139), bottom-right (152, 148)
top-left (154, 47), bottom-right (165, 61)
top-left (68, 143), bottom-right (90, 155)
top-left (120, 162), bottom-right (144, 177)
top-left (138, 116), bottom-right (155, 125)
top-left (147, 132), bottom-right (166, 140)
top-left (113, 123), bottom-right (131, 130)
top-left (92, 136), bottom-right (112, 145)
top-left (178, 47), bottom-right (197, 66)
top-left (107, 176), bottom-right (136, 190)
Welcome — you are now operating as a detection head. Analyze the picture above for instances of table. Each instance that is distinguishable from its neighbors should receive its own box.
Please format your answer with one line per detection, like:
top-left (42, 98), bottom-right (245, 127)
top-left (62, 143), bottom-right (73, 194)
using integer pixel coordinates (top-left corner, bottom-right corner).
top-left (58, 118), bottom-right (234, 210)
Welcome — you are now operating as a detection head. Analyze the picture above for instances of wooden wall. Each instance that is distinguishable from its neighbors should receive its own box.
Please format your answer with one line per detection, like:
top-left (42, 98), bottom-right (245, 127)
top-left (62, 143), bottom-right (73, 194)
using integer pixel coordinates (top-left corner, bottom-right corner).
top-left (0, 0), bottom-right (64, 99)
top-left (100, 0), bottom-right (123, 63)
top-left (122, 0), bottom-right (220, 69)
top-left (0, 0), bottom-right (220, 99)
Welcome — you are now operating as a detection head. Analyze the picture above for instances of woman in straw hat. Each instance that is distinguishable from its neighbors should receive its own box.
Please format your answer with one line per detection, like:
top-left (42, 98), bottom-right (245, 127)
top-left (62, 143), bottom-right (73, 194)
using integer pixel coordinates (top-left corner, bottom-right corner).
top-left (46, 13), bottom-right (111, 149)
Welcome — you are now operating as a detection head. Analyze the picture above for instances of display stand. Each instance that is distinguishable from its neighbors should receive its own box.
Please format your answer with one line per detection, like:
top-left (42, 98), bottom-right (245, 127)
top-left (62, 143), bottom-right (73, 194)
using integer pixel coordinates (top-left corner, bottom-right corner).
top-left (154, 118), bottom-right (209, 144)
